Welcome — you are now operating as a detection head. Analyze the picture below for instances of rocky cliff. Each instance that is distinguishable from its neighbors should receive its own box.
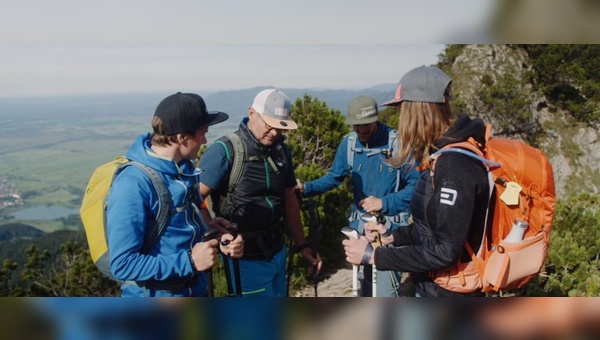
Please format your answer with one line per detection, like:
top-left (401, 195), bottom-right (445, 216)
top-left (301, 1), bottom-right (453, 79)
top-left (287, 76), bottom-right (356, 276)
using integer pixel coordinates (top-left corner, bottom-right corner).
top-left (447, 44), bottom-right (599, 199)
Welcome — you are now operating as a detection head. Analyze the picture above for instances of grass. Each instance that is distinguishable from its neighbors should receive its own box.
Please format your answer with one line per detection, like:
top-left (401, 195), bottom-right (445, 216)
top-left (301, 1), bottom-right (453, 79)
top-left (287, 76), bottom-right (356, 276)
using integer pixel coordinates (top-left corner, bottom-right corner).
top-left (0, 103), bottom-right (234, 229)
top-left (24, 189), bottom-right (79, 207)
top-left (0, 219), bottom-right (80, 233)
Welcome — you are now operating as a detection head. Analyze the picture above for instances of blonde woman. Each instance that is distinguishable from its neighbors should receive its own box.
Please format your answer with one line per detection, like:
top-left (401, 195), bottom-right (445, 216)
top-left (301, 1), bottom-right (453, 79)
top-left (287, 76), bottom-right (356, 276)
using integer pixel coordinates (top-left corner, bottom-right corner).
top-left (343, 66), bottom-right (489, 297)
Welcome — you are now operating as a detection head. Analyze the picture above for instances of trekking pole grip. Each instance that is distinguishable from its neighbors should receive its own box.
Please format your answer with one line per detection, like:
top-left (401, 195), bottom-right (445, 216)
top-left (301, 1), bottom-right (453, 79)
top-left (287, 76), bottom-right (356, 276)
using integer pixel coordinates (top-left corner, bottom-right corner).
top-left (220, 223), bottom-right (239, 246)
top-left (227, 223), bottom-right (239, 237)
top-left (203, 228), bottom-right (220, 298)
top-left (226, 222), bottom-right (242, 297)
top-left (204, 229), bottom-right (220, 241)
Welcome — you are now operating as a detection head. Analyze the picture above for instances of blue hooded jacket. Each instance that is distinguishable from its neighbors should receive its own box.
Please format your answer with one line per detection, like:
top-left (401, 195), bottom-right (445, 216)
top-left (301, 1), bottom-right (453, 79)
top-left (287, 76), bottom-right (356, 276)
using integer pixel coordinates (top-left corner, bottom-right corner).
top-left (107, 133), bottom-right (207, 297)
top-left (303, 122), bottom-right (418, 225)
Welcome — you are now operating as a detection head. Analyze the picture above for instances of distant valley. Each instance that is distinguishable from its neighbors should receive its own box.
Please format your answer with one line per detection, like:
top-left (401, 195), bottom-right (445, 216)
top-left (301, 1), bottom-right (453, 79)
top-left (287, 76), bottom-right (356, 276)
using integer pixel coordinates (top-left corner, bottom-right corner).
top-left (0, 84), bottom-right (396, 229)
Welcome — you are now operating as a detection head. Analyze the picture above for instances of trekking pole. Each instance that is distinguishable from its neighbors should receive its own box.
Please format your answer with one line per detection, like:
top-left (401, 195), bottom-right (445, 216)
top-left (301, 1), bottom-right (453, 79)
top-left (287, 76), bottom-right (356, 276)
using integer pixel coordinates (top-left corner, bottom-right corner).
top-left (295, 189), bottom-right (322, 297)
top-left (221, 236), bottom-right (233, 296)
top-left (226, 223), bottom-right (242, 297)
top-left (203, 228), bottom-right (220, 297)
top-left (362, 213), bottom-right (383, 297)
top-left (389, 271), bottom-right (401, 297)
top-left (286, 190), bottom-right (304, 296)
top-left (341, 227), bottom-right (359, 297)
top-left (219, 223), bottom-right (242, 297)
top-left (286, 236), bottom-right (294, 297)
top-left (371, 231), bottom-right (381, 297)
top-left (221, 251), bottom-right (233, 296)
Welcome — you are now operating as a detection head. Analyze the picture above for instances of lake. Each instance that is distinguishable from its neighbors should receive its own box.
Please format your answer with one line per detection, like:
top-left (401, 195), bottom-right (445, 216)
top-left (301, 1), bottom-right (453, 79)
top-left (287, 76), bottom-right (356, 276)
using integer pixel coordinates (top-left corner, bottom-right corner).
top-left (13, 205), bottom-right (80, 220)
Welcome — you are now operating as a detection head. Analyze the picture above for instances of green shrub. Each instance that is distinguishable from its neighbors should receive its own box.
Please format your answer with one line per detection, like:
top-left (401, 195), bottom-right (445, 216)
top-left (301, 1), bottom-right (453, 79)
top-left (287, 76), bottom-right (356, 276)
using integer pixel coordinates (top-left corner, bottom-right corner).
top-left (524, 194), bottom-right (600, 296)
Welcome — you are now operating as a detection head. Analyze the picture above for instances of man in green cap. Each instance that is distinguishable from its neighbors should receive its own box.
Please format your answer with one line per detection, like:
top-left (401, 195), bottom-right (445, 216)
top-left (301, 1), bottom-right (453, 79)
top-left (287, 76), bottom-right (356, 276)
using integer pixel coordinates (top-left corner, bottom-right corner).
top-left (296, 95), bottom-right (419, 297)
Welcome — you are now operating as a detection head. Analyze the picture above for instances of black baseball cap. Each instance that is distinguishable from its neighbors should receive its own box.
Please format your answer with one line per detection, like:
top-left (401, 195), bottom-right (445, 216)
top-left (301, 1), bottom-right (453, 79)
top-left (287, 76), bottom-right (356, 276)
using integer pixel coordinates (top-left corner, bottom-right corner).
top-left (154, 92), bottom-right (229, 135)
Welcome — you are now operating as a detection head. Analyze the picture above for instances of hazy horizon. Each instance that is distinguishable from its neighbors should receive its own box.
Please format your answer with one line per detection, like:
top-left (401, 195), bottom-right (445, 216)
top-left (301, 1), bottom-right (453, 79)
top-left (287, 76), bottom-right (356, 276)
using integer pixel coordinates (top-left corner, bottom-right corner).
top-left (0, 44), bottom-right (444, 99)
top-left (0, 81), bottom-right (399, 100)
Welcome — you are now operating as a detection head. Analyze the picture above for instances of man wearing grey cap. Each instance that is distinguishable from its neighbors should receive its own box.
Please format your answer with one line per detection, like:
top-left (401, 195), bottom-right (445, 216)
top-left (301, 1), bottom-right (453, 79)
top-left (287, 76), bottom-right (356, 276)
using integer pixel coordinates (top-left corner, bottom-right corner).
top-left (297, 95), bottom-right (419, 297)
top-left (198, 89), bottom-right (322, 297)
top-left (107, 92), bottom-right (244, 297)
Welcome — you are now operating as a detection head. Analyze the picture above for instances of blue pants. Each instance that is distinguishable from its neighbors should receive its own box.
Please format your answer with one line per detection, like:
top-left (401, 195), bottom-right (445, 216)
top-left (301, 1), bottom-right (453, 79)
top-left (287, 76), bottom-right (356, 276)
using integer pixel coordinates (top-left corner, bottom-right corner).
top-left (360, 259), bottom-right (402, 297)
top-left (223, 246), bottom-right (287, 297)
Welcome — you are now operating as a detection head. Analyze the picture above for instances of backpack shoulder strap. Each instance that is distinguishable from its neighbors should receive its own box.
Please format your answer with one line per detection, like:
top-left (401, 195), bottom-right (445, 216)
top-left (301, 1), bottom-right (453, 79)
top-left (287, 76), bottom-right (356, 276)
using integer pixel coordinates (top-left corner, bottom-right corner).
top-left (386, 129), bottom-right (403, 192)
top-left (269, 142), bottom-right (290, 175)
top-left (119, 161), bottom-right (172, 252)
top-left (347, 132), bottom-right (357, 170)
top-left (431, 141), bottom-right (498, 259)
top-left (387, 129), bottom-right (398, 155)
top-left (348, 129), bottom-right (398, 171)
top-left (431, 145), bottom-right (501, 168)
top-left (215, 133), bottom-right (246, 194)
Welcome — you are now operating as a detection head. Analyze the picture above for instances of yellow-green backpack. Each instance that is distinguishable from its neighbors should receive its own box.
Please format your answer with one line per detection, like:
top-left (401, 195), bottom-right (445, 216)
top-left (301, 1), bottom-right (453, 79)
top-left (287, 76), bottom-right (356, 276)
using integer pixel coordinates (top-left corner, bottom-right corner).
top-left (80, 156), bottom-right (172, 280)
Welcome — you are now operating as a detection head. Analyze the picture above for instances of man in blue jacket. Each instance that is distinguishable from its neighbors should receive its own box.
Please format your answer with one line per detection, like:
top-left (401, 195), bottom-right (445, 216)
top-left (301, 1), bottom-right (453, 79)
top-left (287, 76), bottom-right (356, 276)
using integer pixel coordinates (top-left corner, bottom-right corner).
top-left (296, 95), bottom-right (419, 297)
top-left (107, 92), bottom-right (244, 297)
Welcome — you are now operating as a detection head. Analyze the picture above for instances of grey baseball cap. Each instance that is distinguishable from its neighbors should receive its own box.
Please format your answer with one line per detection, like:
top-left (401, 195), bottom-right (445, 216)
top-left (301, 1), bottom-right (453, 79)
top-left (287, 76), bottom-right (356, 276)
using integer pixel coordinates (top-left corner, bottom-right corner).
top-left (346, 95), bottom-right (379, 125)
top-left (251, 89), bottom-right (297, 130)
top-left (382, 65), bottom-right (452, 106)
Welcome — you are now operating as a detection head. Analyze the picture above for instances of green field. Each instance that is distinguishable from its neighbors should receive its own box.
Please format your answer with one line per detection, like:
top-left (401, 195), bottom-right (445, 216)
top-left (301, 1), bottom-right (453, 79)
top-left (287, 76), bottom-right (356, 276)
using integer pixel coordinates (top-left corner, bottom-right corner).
top-left (0, 94), bottom-right (237, 232)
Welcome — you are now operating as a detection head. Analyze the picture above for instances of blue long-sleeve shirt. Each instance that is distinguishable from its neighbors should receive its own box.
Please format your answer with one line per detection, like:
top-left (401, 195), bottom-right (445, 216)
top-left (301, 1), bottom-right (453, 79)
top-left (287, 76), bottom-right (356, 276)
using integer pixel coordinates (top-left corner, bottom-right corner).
top-left (303, 122), bottom-right (418, 217)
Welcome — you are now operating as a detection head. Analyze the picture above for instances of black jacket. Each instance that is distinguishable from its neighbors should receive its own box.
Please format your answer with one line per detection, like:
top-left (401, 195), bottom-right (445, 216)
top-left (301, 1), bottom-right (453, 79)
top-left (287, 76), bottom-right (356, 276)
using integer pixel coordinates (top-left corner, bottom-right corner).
top-left (374, 115), bottom-right (490, 297)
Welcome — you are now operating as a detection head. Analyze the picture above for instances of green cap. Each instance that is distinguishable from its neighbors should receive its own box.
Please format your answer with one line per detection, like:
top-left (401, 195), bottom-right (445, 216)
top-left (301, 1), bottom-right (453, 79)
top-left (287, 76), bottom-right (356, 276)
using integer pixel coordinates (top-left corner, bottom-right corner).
top-left (346, 95), bottom-right (379, 125)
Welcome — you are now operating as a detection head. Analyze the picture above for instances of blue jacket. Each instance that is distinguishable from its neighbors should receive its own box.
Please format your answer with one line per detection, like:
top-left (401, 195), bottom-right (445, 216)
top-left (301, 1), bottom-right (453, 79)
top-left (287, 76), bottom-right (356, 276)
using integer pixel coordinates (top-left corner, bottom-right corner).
top-left (303, 122), bottom-right (419, 222)
top-left (107, 133), bottom-right (207, 297)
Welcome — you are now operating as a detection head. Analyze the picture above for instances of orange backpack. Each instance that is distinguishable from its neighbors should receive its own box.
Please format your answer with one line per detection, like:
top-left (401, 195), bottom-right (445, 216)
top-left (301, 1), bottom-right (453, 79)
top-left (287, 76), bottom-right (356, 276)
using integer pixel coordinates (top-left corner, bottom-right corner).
top-left (430, 124), bottom-right (556, 293)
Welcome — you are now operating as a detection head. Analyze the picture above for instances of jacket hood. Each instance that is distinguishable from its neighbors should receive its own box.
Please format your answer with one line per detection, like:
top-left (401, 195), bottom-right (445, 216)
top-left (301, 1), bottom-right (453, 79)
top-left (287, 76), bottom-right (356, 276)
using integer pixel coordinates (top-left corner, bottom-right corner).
top-left (126, 133), bottom-right (198, 176)
top-left (435, 114), bottom-right (486, 149)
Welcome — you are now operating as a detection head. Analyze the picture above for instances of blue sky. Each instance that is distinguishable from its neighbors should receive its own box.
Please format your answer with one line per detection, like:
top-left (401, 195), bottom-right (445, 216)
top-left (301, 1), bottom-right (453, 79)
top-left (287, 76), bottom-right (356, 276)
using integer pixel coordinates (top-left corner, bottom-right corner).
top-left (0, 1), bottom-right (497, 97)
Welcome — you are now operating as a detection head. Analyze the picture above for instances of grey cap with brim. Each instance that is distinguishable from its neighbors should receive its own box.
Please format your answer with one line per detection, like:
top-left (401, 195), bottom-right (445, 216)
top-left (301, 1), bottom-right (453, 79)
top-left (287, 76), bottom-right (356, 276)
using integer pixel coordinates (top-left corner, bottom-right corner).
top-left (382, 65), bottom-right (452, 106)
top-left (252, 89), bottom-right (298, 130)
top-left (346, 95), bottom-right (379, 125)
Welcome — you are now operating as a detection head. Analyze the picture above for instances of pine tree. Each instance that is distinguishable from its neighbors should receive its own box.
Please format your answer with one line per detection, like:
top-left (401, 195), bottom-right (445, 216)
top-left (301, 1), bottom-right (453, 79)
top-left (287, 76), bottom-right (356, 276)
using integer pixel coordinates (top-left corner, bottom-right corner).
top-left (0, 259), bottom-right (22, 296)
top-left (285, 94), bottom-right (353, 291)
top-left (525, 194), bottom-right (600, 297)
top-left (378, 105), bottom-right (399, 129)
top-left (21, 242), bottom-right (120, 296)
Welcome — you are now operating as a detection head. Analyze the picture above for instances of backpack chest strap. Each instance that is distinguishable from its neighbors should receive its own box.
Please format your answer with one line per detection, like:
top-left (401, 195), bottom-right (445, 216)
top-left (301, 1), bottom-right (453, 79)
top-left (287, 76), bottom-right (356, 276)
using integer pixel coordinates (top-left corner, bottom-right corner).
top-left (353, 147), bottom-right (392, 157)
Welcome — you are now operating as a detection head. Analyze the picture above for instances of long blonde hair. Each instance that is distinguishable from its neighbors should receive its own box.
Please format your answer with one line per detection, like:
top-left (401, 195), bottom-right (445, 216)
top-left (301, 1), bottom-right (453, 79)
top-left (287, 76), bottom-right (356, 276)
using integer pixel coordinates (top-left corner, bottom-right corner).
top-left (390, 101), bottom-right (454, 170)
